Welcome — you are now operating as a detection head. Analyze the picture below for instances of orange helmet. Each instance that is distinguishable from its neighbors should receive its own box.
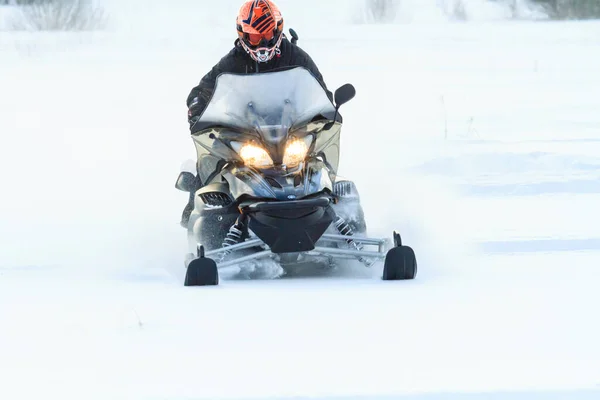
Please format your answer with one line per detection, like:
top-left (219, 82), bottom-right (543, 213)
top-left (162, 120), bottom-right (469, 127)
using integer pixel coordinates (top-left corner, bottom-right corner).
top-left (236, 0), bottom-right (284, 63)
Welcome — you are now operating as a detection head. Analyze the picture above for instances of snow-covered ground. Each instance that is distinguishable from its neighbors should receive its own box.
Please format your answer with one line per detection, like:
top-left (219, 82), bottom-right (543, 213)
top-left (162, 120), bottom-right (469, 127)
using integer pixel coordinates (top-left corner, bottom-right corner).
top-left (1, 1), bottom-right (600, 399)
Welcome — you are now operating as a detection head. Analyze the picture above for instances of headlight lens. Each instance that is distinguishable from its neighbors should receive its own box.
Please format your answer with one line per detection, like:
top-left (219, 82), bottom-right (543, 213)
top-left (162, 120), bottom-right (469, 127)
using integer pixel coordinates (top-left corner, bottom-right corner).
top-left (231, 136), bottom-right (311, 168)
top-left (283, 137), bottom-right (310, 167)
top-left (238, 144), bottom-right (274, 168)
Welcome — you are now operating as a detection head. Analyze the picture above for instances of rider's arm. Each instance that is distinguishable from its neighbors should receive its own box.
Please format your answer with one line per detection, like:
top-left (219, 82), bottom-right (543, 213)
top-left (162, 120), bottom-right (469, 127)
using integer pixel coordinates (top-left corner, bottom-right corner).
top-left (187, 48), bottom-right (240, 124)
top-left (187, 63), bottom-right (221, 116)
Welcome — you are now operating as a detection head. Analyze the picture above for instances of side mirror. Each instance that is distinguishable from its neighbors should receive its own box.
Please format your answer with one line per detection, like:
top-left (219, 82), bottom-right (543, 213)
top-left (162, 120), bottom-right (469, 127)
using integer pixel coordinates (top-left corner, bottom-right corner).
top-left (289, 28), bottom-right (299, 45)
top-left (175, 171), bottom-right (196, 192)
top-left (334, 84), bottom-right (356, 108)
top-left (323, 84), bottom-right (356, 131)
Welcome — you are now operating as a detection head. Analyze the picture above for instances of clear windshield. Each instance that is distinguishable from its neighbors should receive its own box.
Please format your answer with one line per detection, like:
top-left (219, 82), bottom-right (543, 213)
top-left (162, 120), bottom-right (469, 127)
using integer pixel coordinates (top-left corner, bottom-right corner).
top-left (194, 66), bottom-right (337, 138)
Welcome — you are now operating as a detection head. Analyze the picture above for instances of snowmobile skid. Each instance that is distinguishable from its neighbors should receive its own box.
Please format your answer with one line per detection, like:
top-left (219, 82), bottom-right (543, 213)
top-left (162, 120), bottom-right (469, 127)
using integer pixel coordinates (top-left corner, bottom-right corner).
top-left (177, 66), bottom-right (418, 286)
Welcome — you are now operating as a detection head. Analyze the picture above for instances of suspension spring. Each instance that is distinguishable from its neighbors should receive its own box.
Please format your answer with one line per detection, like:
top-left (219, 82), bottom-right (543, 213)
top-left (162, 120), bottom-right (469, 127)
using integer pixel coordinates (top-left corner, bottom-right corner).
top-left (334, 216), bottom-right (364, 252)
top-left (334, 216), bottom-right (375, 266)
top-left (218, 216), bottom-right (247, 262)
top-left (223, 225), bottom-right (244, 247)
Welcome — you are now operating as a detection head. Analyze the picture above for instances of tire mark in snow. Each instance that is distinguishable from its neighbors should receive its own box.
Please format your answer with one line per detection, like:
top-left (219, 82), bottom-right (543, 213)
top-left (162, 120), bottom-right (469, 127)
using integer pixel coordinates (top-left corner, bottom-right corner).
top-left (479, 238), bottom-right (600, 254)
top-left (459, 179), bottom-right (600, 196)
top-left (287, 389), bottom-right (600, 400)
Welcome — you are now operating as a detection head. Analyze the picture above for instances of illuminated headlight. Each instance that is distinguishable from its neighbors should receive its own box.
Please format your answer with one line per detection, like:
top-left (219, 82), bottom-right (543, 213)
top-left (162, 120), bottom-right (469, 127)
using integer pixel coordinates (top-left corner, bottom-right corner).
top-left (283, 137), bottom-right (311, 167)
top-left (238, 143), bottom-right (274, 168)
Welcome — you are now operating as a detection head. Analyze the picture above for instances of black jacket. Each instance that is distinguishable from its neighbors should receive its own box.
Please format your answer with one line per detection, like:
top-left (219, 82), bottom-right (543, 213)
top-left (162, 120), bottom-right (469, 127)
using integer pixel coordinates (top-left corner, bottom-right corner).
top-left (187, 36), bottom-right (332, 125)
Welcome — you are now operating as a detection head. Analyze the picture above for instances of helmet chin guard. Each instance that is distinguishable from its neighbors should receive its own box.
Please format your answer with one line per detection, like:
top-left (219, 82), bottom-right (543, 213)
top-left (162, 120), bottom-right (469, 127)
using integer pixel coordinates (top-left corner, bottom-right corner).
top-left (240, 32), bottom-right (283, 63)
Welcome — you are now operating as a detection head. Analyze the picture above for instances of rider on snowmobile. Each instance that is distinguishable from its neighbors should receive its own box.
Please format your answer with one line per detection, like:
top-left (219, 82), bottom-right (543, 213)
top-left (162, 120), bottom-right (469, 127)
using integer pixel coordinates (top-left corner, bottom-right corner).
top-left (181, 0), bottom-right (332, 226)
top-left (186, 0), bottom-right (331, 130)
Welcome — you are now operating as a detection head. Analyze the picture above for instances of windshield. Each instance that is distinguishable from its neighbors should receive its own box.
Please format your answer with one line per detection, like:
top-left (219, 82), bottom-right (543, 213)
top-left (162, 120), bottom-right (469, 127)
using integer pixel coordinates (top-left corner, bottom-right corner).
top-left (193, 66), bottom-right (337, 137)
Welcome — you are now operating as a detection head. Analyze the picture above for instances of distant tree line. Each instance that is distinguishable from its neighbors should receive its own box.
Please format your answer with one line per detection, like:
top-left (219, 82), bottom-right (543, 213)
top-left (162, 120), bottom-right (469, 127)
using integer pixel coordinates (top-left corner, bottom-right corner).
top-left (0, 0), bottom-right (60, 5)
top-left (2, 0), bottom-right (599, 21)
top-left (0, 0), bottom-right (42, 4)
top-left (0, 0), bottom-right (106, 31)
top-left (363, 0), bottom-right (600, 20)
top-left (529, 0), bottom-right (600, 18)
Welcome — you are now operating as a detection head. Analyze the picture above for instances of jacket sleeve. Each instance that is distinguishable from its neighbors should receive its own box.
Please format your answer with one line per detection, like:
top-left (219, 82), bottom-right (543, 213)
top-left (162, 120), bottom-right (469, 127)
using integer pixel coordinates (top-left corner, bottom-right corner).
top-left (186, 49), bottom-right (238, 117)
top-left (186, 63), bottom-right (222, 115)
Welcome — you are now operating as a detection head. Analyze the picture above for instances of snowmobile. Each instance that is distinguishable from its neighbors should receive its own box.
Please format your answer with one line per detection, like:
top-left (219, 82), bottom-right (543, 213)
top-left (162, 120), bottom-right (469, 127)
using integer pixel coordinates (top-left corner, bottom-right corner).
top-left (175, 66), bottom-right (417, 286)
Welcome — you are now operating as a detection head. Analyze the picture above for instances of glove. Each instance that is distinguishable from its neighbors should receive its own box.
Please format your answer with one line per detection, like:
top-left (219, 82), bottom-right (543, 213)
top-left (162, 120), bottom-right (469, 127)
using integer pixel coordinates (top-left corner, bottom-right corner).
top-left (187, 96), bottom-right (202, 126)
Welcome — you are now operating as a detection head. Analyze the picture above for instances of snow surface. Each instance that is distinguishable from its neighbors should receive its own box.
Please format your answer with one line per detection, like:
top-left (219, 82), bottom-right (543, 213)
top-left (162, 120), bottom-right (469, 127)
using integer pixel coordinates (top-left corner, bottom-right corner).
top-left (1, 1), bottom-right (600, 399)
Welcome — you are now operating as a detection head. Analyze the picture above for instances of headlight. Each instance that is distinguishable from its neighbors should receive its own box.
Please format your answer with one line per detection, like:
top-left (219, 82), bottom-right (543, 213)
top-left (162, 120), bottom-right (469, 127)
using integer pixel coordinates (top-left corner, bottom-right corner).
top-left (283, 137), bottom-right (311, 167)
top-left (238, 143), bottom-right (274, 168)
